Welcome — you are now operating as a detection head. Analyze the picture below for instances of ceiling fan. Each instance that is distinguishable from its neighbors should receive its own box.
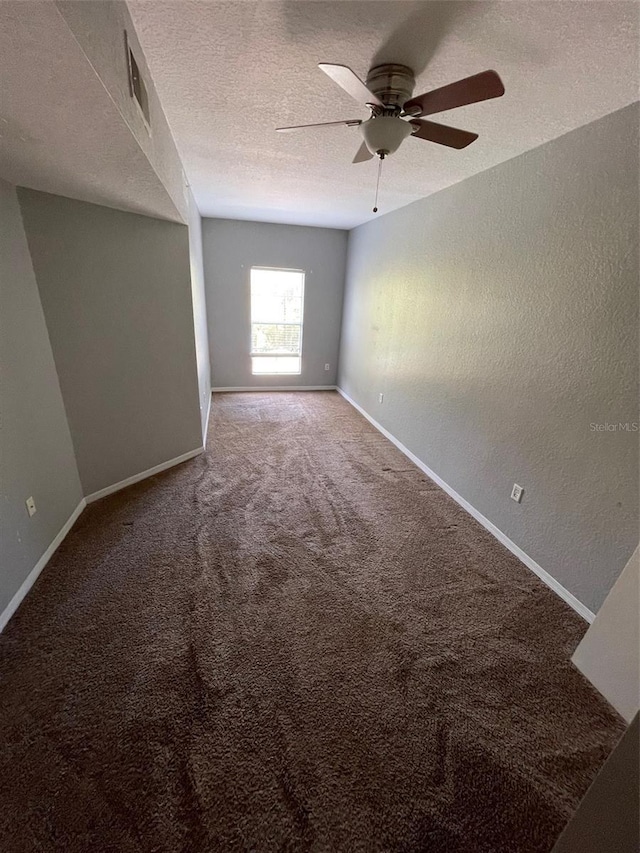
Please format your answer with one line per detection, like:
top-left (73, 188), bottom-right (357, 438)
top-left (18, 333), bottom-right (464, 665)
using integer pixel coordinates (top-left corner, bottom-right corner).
top-left (276, 63), bottom-right (505, 163)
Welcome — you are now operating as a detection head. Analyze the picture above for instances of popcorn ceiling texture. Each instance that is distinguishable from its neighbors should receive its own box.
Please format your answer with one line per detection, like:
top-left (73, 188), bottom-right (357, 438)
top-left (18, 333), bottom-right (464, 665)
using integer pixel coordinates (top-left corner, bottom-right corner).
top-left (128, 0), bottom-right (639, 228)
top-left (0, 2), bottom-right (183, 223)
top-left (0, 392), bottom-right (625, 851)
top-left (2, 2), bottom-right (637, 227)
top-left (56, 0), bottom-right (189, 222)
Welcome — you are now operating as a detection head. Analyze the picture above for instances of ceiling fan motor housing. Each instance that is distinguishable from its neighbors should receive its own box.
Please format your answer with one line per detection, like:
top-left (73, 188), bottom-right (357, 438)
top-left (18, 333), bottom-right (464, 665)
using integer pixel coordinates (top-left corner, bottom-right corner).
top-left (365, 64), bottom-right (416, 111)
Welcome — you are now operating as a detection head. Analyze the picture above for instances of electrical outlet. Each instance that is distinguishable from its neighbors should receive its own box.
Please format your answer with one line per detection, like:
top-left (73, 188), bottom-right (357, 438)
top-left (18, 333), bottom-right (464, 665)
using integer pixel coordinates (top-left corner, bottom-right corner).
top-left (510, 484), bottom-right (524, 503)
top-left (324, 363), bottom-right (330, 371)
top-left (26, 496), bottom-right (37, 517)
top-left (378, 393), bottom-right (384, 403)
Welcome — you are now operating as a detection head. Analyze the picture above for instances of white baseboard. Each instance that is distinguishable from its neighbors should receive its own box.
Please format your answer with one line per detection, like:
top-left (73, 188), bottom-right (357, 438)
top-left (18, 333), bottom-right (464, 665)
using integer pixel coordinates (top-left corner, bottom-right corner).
top-left (0, 498), bottom-right (86, 633)
top-left (337, 387), bottom-right (595, 624)
top-left (85, 447), bottom-right (203, 504)
top-left (211, 386), bottom-right (337, 392)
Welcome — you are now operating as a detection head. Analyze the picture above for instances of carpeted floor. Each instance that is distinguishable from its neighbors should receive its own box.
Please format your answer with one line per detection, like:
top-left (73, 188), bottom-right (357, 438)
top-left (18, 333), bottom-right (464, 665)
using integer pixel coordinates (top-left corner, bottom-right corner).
top-left (0, 391), bottom-right (624, 852)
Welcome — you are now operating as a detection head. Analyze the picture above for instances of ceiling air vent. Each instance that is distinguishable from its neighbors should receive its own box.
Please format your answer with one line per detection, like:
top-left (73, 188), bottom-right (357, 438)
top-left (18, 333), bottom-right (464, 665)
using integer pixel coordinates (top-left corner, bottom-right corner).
top-left (125, 33), bottom-right (150, 128)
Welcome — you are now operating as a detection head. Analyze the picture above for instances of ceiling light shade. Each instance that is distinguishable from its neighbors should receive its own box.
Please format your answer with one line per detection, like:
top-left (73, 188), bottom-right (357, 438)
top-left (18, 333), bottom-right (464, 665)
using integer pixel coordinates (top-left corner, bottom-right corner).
top-left (361, 116), bottom-right (413, 156)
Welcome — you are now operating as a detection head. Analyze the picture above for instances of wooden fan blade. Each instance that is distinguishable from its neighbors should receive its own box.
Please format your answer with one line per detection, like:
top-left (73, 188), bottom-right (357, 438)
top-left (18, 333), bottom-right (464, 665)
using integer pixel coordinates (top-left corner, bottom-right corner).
top-left (276, 119), bottom-right (362, 132)
top-left (352, 141), bottom-right (374, 163)
top-left (410, 120), bottom-right (478, 149)
top-left (318, 63), bottom-right (383, 108)
top-left (404, 70), bottom-right (504, 117)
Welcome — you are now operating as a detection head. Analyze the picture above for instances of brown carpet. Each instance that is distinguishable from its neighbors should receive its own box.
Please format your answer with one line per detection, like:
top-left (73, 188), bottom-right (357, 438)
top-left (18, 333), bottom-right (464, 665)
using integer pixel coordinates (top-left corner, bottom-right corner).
top-left (0, 391), bottom-right (624, 852)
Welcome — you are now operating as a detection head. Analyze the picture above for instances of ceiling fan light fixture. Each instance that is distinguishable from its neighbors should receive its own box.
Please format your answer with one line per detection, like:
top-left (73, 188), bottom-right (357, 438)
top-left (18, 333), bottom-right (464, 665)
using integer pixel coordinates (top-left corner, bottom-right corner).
top-left (361, 116), bottom-right (413, 157)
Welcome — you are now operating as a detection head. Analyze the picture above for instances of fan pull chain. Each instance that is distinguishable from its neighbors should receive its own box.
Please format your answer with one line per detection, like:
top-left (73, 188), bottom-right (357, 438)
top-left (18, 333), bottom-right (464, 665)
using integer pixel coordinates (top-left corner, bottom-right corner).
top-left (373, 154), bottom-right (384, 213)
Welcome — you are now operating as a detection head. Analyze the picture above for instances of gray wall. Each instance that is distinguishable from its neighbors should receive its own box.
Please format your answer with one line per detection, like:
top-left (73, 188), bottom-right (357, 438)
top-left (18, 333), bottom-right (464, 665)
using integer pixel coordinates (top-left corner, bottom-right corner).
top-left (0, 180), bottom-right (83, 615)
top-left (573, 547), bottom-right (639, 722)
top-left (203, 219), bottom-right (347, 388)
top-left (338, 104), bottom-right (639, 614)
top-left (187, 187), bottom-right (212, 438)
top-left (18, 188), bottom-right (203, 496)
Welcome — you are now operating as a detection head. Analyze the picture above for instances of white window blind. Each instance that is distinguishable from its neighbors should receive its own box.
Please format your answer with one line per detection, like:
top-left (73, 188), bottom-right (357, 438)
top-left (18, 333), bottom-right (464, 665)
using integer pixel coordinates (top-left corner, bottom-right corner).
top-left (250, 268), bottom-right (304, 375)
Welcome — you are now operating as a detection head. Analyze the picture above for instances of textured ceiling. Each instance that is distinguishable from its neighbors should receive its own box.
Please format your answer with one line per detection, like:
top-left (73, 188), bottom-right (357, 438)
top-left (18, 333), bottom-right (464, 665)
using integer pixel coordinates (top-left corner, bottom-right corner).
top-left (0, 1), bottom-right (183, 222)
top-left (129, 0), bottom-right (639, 229)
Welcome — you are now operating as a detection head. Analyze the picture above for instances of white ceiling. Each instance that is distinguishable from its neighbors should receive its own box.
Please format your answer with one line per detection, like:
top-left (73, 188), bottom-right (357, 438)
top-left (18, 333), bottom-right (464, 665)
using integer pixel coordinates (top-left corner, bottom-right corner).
top-left (129, 0), bottom-right (639, 229)
top-left (0, 2), bottom-right (183, 222)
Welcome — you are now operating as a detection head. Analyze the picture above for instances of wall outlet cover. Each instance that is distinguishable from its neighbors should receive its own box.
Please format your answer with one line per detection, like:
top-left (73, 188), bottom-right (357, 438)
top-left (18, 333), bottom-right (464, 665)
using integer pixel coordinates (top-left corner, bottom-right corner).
top-left (378, 393), bottom-right (384, 403)
top-left (324, 363), bottom-right (330, 371)
top-left (26, 496), bottom-right (37, 517)
top-left (510, 483), bottom-right (524, 503)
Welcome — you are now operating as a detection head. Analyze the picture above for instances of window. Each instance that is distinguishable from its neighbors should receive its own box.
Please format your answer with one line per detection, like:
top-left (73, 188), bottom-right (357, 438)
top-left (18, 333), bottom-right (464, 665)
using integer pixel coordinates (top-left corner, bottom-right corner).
top-left (250, 267), bottom-right (304, 375)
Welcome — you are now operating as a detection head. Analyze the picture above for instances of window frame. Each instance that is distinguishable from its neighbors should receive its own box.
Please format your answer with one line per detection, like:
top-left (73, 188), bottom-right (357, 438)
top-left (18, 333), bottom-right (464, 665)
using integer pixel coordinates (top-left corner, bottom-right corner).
top-left (249, 266), bottom-right (305, 376)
